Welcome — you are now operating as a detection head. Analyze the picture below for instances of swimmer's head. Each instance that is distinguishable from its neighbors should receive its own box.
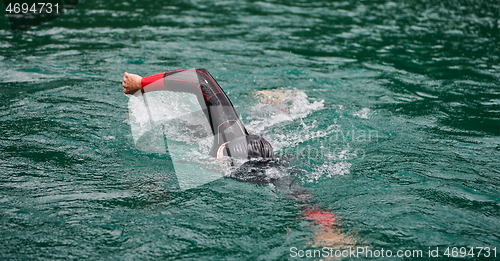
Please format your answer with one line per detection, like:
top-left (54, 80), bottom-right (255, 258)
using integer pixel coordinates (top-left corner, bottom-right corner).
top-left (223, 135), bottom-right (274, 159)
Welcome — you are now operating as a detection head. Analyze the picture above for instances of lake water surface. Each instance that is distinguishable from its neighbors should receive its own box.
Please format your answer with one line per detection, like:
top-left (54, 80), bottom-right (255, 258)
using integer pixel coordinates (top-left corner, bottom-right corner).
top-left (1, 0), bottom-right (499, 260)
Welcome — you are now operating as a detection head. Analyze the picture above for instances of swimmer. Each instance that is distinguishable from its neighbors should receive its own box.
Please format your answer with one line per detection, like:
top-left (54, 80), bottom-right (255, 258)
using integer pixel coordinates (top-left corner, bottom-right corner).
top-left (122, 68), bottom-right (354, 247)
top-left (123, 69), bottom-right (272, 159)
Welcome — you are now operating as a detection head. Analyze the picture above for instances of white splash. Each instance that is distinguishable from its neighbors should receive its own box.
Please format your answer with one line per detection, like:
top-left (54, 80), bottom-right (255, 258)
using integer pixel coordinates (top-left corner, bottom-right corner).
top-left (304, 149), bottom-right (355, 182)
top-left (246, 88), bottom-right (325, 134)
top-left (245, 88), bottom-right (333, 152)
top-left (353, 107), bottom-right (371, 119)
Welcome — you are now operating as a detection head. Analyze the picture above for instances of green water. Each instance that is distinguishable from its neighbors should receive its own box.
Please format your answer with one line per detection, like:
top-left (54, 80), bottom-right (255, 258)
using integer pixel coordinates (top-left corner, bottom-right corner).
top-left (1, 0), bottom-right (499, 260)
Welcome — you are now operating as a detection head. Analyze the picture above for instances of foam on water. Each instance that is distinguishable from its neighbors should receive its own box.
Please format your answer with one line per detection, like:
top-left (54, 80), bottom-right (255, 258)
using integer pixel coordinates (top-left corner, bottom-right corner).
top-left (246, 88), bottom-right (324, 134)
top-left (353, 107), bottom-right (371, 119)
top-left (304, 150), bottom-right (355, 182)
top-left (246, 88), bottom-right (355, 180)
top-left (246, 89), bottom-right (331, 150)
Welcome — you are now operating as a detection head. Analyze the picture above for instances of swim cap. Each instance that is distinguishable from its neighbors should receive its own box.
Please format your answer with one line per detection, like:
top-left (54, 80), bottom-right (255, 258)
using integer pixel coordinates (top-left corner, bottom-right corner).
top-left (224, 135), bottom-right (274, 159)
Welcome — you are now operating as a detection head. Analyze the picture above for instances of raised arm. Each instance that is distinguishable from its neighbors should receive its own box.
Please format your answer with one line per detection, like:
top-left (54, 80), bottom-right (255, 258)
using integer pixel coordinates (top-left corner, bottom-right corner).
top-left (123, 69), bottom-right (213, 97)
top-left (122, 71), bottom-right (200, 95)
top-left (122, 69), bottom-right (250, 153)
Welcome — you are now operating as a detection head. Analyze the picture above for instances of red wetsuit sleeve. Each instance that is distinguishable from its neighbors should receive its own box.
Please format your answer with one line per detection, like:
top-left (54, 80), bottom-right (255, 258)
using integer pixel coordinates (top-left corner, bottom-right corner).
top-left (141, 71), bottom-right (203, 94)
top-left (141, 72), bottom-right (166, 89)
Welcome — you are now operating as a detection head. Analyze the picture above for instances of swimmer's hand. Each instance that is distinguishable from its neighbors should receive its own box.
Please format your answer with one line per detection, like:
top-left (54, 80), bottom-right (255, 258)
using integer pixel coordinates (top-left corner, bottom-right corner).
top-left (122, 72), bottom-right (143, 94)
